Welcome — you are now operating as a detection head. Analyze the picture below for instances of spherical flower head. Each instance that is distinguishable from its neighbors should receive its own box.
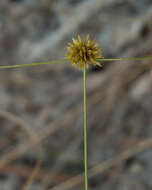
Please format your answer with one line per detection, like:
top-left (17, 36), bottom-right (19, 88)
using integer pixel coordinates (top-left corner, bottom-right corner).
top-left (66, 35), bottom-right (104, 69)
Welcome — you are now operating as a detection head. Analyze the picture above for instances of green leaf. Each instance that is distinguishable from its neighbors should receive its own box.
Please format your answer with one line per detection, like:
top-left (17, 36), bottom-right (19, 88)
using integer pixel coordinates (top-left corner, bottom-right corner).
top-left (0, 60), bottom-right (68, 69)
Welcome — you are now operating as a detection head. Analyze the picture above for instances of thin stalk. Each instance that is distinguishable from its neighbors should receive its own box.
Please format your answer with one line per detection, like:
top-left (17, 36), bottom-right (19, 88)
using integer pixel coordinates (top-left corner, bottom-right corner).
top-left (0, 56), bottom-right (152, 70)
top-left (83, 65), bottom-right (88, 190)
top-left (0, 59), bottom-right (68, 69)
top-left (97, 56), bottom-right (152, 62)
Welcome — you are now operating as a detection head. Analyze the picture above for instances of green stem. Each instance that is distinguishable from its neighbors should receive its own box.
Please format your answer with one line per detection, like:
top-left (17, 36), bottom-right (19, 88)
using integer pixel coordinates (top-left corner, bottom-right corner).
top-left (0, 59), bottom-right (68, 69)
top-left (0, 56), bottom-right (152, 70)
top-left (97, 56), bottom-right (152, 62)
top-left (83, 66), bottom-right (88, 190)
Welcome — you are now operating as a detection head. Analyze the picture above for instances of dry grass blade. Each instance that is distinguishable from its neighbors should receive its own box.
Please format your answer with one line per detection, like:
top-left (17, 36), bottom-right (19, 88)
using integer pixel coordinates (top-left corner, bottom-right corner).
top-left (22, 158), bottom-right (42, 190)
top-left (0, 110), bottom-right (43, 190)
top-left (0, 102), bottom-right (80, 167)
top-left (49, 137), bottom-right (152, 190)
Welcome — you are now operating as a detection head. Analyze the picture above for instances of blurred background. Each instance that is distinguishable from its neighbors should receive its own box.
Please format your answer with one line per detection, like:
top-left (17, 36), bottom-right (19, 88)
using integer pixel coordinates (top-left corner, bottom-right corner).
top-left (0, 0), bottom-right (152, 189)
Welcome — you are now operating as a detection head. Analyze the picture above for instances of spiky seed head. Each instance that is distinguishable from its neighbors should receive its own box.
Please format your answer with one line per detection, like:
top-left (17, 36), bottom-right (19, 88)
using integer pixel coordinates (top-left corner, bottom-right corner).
top-left (66, 35), bottom-right (103, 69)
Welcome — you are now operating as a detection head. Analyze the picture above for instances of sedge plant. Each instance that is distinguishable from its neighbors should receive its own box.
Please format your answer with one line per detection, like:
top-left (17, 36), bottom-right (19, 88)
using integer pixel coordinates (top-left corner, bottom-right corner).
top-left (0, 35), bottom-right (152, 190)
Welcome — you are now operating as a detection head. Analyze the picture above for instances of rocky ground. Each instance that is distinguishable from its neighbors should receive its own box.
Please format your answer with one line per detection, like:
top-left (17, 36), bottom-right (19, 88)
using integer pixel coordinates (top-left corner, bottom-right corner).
top-left (0, 0), bottom-right (152, 189)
